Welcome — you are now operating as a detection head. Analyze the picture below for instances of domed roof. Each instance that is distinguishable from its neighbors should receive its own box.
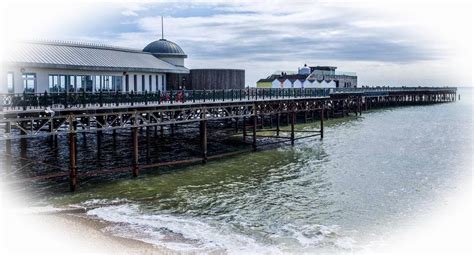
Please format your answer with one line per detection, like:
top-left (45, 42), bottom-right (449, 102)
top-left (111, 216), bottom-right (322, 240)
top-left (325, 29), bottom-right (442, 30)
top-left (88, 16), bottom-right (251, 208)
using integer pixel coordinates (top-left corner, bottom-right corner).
top-left (143, 39), bottom-right (186, 57)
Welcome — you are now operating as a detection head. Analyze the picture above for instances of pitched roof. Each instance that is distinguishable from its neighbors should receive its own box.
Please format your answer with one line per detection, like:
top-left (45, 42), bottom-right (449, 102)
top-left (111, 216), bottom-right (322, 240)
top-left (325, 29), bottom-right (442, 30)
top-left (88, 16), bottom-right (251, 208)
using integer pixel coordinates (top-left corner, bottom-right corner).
top-left (2, 41), bottom-right (189, 74)
top-left (257, 78), bottom-right (274, 83)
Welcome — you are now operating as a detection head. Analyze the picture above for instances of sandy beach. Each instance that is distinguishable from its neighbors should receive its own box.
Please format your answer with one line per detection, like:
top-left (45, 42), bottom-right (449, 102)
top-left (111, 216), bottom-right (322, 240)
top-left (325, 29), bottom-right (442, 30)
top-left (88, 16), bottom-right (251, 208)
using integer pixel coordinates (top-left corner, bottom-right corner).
top-left (1, 207), bottom-right (172, 255)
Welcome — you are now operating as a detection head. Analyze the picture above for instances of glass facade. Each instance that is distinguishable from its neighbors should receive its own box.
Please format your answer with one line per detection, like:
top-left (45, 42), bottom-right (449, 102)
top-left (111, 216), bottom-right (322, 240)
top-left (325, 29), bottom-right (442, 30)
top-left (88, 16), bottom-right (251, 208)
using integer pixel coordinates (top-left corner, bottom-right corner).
top-left (7, 72), bottom-right (163, 93)
top-left (49, 74), bottom-right (121, 93)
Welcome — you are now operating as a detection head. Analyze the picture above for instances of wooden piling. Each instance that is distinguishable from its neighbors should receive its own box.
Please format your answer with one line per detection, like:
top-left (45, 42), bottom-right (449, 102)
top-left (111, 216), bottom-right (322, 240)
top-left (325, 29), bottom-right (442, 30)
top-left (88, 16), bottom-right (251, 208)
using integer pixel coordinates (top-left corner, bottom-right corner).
top-left (290, 111), bottom-right (295, 146)
top-left (320, 104), bottom-right (324, 139)
top-left (243, 117), bottom-right (247, 141)
top-left (5, 122), bottom-right (11, 154)
top-left (171, 124), bottom-right (175, 135)
top-left (97, 130), bottom-right (102, 159)
top-left (252, 115), bottom-right (257, 151)
top-left (146, 126), bottom-right (150, 163)
top-left (200, 120), bottom-right (208, 163)
top-left (276, 113), bottom-right (280, 136)
top-left (69, 130), bottom-right (77, 192)
top-left (132, 127), bottom-right (139, 177)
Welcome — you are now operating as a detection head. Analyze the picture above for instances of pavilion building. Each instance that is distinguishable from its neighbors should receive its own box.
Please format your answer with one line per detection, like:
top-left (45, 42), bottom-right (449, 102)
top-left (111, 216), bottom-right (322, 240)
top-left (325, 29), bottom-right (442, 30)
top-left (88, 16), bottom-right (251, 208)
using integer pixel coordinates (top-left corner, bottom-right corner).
top-left (1, 38), bottom-right (189, 94)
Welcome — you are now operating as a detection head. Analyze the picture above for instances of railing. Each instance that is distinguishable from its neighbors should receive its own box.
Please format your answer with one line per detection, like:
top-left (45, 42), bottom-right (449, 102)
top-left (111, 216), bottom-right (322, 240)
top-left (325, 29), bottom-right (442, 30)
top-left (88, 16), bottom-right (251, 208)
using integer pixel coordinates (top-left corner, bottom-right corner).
top-left (0, 88), bottom-right (331, 110)
top-left (333, 86), bottom-right (458, 93)
top-left (0, 87), bottom-right (457, 111)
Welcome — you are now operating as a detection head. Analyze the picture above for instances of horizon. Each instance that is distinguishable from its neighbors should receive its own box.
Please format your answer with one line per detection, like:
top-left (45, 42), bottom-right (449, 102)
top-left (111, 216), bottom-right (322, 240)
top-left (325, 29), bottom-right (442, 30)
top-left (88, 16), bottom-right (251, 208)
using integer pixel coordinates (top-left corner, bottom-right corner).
top-left (0, 0), bottom-right (472, 87)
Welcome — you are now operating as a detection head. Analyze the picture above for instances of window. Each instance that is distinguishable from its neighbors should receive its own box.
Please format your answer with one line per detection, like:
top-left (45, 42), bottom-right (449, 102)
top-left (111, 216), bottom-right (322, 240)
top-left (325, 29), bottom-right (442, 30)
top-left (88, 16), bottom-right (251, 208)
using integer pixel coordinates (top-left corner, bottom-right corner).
top-left (141, 75), bottom-right (145, 91)
top-left (133, 75), bottom-right (137, 91)
top-left (67, 75), bottom-right (76, 92)
top-left (155, 75), bottom-right (159, 91)
top-left (48, 74), bottom-right (66, 92)
top-left (103, 76), bottom-right (113, 91)
top-left (149, 75), bottom-right (152, 91)
top-left (75, 76), bottom-right (93, 92)
top-left (95, 76), bottom-right (101, 91)
top-left (125, 74), bottom-right (129, 92)
top-left (162, 75), bottom-right (165, 91)
top-left (76, 76), bottom-right (83, 92)
top-left (22, 73), bottom-right (36, 93)
top-left (112, 76), bottom-right (123, 91)
top-left (7, 72), bottom-right (14, 93)
top-left (85, 76), bottom-right (93, 92)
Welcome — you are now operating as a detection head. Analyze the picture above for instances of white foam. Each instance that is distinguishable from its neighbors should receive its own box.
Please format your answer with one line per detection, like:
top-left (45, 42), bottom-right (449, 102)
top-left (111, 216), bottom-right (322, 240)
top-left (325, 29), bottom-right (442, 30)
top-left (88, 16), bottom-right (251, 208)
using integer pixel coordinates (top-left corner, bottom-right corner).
top-left (85, 200), bottom-right (357, 254)
top-left (87, 203), bottom-right (282, 254)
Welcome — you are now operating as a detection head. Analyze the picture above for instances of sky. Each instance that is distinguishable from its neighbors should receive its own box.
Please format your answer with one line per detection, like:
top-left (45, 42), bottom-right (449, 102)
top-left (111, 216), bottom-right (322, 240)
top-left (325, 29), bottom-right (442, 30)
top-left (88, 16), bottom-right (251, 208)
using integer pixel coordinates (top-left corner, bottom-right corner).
top-left (0, 0), bottom-right (472, 86)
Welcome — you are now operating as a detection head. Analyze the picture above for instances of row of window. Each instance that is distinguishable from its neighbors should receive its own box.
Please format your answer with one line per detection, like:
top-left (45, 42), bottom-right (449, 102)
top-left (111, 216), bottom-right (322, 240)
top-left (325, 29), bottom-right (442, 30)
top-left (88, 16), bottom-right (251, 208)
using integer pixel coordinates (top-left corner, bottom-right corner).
top-left (48, 75), bottom-right (121, 92)
top-left (125, 74), bottom-right (165, 92)
top-left (7, 73), bottom-right (36, 93)
top-left (5, 72), bottom-right (166, 93)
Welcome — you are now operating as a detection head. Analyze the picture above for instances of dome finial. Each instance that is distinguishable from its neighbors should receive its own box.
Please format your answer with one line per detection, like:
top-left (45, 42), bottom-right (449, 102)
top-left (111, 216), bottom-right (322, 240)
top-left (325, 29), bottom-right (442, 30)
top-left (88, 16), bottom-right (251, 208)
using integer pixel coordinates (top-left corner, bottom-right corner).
top-left (161, 16), bottom-right (164, 40)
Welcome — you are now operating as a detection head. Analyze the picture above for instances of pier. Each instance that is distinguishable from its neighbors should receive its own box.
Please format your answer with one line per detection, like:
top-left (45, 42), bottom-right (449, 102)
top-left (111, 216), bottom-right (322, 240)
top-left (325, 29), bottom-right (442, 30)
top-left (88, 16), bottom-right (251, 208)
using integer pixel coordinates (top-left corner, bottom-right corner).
top-left (0, 87), bottom-right (457, 191)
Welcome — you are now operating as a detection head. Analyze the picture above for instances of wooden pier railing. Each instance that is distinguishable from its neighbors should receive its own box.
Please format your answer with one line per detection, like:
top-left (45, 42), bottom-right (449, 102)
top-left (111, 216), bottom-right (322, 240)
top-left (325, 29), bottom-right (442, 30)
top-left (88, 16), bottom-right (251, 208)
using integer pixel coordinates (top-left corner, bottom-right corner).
top-left (0, 87), bottom-right (457, 111)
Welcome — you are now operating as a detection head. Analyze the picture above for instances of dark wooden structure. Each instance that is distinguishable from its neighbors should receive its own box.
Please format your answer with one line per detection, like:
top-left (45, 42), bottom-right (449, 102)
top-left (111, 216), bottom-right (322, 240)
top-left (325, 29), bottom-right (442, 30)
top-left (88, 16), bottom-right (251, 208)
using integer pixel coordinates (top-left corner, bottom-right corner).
top-left (189, 69), bottom-right (245, 90)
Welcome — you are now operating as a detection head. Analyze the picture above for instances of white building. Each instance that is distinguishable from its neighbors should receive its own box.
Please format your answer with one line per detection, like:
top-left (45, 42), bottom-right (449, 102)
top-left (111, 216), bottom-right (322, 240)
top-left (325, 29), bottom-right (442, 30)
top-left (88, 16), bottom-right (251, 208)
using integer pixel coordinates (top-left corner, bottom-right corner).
top-left (303, 79), bottom-right (314, 88)
top-left (292, 79), bottom-right (304, 88)
top-left (321, 80), bottom-right (336, 88)
top-left (1, 39), bottom-right (189, 94)
top-left (272, 78), bottom-right (292, 88)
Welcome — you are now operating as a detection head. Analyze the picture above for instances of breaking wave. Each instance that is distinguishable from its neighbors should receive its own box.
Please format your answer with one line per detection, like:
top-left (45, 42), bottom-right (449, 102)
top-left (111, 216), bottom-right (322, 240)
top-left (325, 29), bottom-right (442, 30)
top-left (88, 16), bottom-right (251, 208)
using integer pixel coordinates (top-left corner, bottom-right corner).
top-left (86, 202), bottom-right (355, 254)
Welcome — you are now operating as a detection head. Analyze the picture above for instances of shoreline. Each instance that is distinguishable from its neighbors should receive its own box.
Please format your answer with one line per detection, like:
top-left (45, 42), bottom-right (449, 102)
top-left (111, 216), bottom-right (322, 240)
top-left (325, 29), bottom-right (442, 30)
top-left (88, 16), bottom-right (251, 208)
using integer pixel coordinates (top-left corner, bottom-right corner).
top-left (18, 210), bottom-right (172, 255)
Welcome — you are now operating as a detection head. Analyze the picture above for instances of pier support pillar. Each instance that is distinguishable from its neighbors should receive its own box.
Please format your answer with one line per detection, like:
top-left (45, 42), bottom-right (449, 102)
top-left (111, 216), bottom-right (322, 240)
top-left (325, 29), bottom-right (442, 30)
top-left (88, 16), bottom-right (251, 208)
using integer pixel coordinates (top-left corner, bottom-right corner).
top-left (97, 130), bottom-right (102, 159)
top-left (243, 117), bottom-right (247, 141)
top-left (320, 105), bottom-right (324, 139)
top-left (146, 126), bottom-right (150, 163)
top-left (171, 124), bottom-right (175, 135)
top-left (5, 122), bottom-right (11, 155)
top-left (276, 113), bottom-right (280, 136)
top-left (4, 122), bottom-right (11, 174)
top-left (200, 120), bottom-right (208, 163)
top-left (290, 111), bottom-right (295, 146)
top-left (252, 115), bottom-right (257, 151)
top-left (132, 127), bottom-right (139, 178)
top-left (69, 131), bottom-right (77, 192)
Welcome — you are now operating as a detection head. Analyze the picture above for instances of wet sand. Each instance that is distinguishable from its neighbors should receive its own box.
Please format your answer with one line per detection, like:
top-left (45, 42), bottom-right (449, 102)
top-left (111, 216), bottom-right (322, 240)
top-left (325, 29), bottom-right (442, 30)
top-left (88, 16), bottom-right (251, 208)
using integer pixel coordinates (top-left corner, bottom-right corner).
top-left (2, 209), bottom-right (172, 255)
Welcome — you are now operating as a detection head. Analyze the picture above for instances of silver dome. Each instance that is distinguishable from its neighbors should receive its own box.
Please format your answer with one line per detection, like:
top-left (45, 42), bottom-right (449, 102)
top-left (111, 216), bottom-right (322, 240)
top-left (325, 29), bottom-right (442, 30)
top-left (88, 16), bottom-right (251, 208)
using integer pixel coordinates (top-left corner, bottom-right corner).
top-left (143, 39), bottom-right (186, 57)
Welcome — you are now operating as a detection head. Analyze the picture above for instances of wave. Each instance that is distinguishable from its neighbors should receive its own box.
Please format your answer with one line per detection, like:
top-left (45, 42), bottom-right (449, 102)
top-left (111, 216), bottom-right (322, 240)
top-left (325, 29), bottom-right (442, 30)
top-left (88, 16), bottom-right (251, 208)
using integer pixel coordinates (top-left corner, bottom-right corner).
top-left (85, 201), bottom-right (356, 254)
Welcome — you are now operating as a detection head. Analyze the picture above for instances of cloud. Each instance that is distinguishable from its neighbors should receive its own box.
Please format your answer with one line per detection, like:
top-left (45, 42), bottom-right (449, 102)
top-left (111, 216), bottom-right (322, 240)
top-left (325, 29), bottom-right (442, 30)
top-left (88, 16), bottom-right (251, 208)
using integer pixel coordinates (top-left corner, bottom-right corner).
top-left (5, 0), bottom-right (470, 86)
